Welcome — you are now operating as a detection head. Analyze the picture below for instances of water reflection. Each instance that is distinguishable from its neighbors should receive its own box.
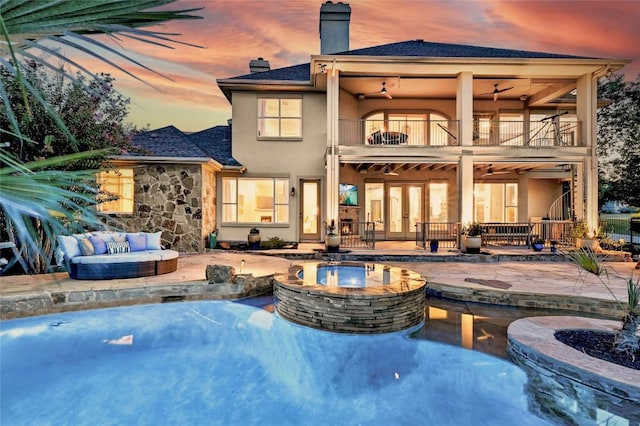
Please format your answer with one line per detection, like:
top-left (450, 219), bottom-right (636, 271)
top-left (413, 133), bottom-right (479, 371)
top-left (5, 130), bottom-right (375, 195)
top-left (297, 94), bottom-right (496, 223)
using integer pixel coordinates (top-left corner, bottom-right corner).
top-left (414, 297), bottom-right (639, 425)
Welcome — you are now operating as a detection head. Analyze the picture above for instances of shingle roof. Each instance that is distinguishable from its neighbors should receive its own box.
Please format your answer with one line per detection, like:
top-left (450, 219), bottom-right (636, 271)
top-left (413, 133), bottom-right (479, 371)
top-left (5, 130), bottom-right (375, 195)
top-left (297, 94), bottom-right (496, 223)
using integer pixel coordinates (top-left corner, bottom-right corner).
top-left (187, 126), bottom-right (242, 167)
top-left (131, 126), bottom-right (208, 158)
top-left (226, 39), bottom-right (592, 81)
top-left (230, 63), bottom-right (310, 81)
top-left (129, 125), bottom-right (241, 167)
top-left (334, 39), bottom-right (592, 59)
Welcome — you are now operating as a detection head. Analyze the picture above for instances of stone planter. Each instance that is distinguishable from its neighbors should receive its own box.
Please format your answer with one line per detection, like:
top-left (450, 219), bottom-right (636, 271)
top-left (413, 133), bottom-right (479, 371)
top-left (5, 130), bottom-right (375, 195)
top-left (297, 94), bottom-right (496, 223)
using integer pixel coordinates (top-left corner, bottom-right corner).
top-left (325, 234), bottom-right (341, 252)
top-left (463, 235), bottom-right (482, 254)
top-left (576, 238), bottom-right (599, 251)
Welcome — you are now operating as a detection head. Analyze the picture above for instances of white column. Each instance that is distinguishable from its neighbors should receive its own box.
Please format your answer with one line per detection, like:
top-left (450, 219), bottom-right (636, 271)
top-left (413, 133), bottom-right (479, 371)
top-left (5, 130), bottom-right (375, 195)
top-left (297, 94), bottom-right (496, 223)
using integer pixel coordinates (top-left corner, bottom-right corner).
top-left (458, 151), bottom-right (474, 225)
top-left (456, 72), bottom-right (475, 227)
top-left (576, 73), bottom-right (598, 233)
top-left (325, 68), bottom-right (340, 233)
top-left (456, 72), bottom-right (474, 147)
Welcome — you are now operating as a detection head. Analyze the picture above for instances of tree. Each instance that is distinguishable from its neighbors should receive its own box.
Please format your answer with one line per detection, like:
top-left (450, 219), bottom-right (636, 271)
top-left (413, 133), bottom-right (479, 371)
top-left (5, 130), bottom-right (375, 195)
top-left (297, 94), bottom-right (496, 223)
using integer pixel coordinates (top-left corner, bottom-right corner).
top-left (597, 74), bottom-right (640, 207)
top-left (0, 62), bottom-right (138, 165)
top-left (0, 0), bottom-right (202, 273)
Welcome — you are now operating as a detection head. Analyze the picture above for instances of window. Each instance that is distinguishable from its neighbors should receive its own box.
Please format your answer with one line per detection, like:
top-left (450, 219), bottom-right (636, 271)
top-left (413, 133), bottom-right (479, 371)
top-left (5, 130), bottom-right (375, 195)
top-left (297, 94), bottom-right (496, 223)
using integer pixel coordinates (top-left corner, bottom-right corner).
top-left (258, 98), bottom-right (302, 138)
top-left (365, 183), bottom-right (384, 229)
top-left (97, 168), bottom-right (134, 214)
top-left (222, 177), bottom-right (289, 224)
top-left (429, 183), bottom-right (448, 222)
top-left (474, 183), bottom-right (518, 222)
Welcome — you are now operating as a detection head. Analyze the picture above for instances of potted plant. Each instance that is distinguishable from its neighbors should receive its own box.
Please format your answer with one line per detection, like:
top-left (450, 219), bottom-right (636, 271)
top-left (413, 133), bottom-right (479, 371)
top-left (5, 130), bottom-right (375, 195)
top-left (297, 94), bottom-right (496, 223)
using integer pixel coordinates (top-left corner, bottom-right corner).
top-left (248, 227), bottom-right (261, 249)
top-left (569, 219), bottom-right (599, 251)
top-left (462, 223), bottom-right (483, 254)
top-left (325, 219), bottom-right (341, 252)
top-left (531, 238), bottom-right (545, 252)
top-left (429, 239), bottom-right (439, 253)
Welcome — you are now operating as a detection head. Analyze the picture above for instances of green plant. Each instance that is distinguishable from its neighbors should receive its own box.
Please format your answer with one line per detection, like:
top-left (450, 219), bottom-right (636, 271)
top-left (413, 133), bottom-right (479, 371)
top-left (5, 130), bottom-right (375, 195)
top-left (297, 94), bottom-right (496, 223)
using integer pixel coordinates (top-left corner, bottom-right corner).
top-left (532, 238), bottom-right (545, 245)
top-left (326, 219), bottom-right (337, 235)
top-left (464, 223), bottom-right (484, 236)
top-left (249, 227), bottom-right (260, 234)
top-left (260, 236), bottom-right (286, 249)
top-left (563, 247), bottom-right (639, 355)
top-left (568, 220), bottom-right (590, 238)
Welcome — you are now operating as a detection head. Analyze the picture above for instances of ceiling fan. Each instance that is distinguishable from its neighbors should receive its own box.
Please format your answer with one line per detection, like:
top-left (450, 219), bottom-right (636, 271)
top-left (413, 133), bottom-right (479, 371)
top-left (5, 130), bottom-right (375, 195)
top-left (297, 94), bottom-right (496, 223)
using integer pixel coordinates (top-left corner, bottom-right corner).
top-left (383, 165), bottom-right (398, 176)
top-left (482, 164), bottom-right (510, 177)
top-left (358, 82), bottom-right (393, 100)
top-left (483, 83), bottom-right (514, 101)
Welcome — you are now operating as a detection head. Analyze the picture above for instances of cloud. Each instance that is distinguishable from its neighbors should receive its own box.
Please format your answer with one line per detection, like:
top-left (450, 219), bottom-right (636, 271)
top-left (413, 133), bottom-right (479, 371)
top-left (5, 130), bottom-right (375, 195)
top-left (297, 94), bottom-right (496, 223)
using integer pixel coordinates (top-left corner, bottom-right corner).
top-left (56, 0), bottom-right (640, 130)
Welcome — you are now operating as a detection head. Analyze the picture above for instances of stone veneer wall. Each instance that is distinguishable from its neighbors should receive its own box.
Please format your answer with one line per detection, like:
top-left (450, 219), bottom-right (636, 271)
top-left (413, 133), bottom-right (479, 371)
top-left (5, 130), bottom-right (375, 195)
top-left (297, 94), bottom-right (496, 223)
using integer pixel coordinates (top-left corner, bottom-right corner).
top-left (104, 163), bottom-right (205, 252)
top-left (201, 166), bottom-right (217, 248)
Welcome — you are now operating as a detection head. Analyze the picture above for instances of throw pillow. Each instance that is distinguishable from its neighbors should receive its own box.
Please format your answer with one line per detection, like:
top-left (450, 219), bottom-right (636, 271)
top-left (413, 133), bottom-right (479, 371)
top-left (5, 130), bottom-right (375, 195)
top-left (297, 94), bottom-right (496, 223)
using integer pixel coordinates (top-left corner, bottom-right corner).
top-left (89, 236), bottom-right (108, 255)
top-left (107, 241), bottom-right (130, 254)
top-left (126, 233), bottom-right (147, 252)
top-left (78, 238), bottom-right (94, 256)
top-left (57, 235), bottom-right (82, 259)
top-left (146, 232), bottom-right (162, 250)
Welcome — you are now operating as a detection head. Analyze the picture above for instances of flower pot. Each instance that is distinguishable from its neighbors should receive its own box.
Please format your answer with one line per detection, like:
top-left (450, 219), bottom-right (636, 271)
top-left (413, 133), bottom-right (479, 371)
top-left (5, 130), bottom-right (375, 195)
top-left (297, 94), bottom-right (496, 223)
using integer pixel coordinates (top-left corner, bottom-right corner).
top-left (463, 236), bottom-right (482, 254)
top-left (429, 240), bottom-right (439, 253)
top-left (325, 234), bottom-right (341, 252)
top-left (248, 232), bottom-right (261, 249)
top-left (532, 243), bottom-right (544, 252)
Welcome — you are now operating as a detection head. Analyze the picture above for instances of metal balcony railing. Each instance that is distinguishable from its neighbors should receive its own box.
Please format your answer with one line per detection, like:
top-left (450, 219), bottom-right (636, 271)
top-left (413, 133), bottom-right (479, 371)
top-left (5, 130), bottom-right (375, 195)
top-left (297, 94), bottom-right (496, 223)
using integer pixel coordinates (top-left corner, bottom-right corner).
top-left (339, 119), bottom-right (460, 146)
top-left (473, 120), bottom-right (581, 147)
top-left (339, 119), bottom-right (581, 147)
top-left (415, 222), bottom-right (458, 249)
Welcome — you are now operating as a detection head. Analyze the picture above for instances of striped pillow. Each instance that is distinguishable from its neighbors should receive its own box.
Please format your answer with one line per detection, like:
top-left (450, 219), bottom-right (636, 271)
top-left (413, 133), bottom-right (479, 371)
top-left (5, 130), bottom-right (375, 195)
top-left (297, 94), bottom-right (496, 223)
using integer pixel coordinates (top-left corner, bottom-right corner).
top-left (106, 241), bottom-right (130, 255)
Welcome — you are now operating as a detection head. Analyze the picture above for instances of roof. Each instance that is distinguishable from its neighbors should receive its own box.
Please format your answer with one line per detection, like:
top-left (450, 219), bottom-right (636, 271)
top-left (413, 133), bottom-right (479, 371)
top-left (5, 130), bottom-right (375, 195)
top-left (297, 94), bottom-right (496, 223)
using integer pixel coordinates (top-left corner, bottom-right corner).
top-left (225, 39), bottom-right (593, 81)
top-left (187, 126), bottom-right (242, 167)
top-left (334, 39), bottom-right (592, 59)
top-left (229, 63), bottom-right (310, 81)
top-left (128, 125), bottom-right (241, 167)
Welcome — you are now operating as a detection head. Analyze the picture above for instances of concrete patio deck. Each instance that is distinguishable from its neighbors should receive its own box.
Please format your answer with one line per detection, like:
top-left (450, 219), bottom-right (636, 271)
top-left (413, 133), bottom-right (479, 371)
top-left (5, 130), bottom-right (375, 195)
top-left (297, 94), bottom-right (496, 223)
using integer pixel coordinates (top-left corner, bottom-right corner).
top-left (1, 243), bottom-right (637, 319)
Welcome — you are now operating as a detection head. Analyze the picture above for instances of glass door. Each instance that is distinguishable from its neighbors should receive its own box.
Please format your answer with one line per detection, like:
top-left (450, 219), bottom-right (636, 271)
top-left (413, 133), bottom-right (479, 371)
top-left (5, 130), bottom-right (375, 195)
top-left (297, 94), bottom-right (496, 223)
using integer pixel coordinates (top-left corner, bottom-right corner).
top-left (299, 179), bottom-right (321, 240)
top-left (387, 183), bottom-right (423, 239)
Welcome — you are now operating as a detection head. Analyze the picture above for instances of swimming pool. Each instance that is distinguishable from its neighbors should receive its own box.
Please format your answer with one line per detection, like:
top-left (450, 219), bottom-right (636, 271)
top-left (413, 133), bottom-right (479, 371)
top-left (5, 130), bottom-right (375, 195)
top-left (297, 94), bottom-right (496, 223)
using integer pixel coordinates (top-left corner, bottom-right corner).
top-left (0, 300), bottom-right (550, 425)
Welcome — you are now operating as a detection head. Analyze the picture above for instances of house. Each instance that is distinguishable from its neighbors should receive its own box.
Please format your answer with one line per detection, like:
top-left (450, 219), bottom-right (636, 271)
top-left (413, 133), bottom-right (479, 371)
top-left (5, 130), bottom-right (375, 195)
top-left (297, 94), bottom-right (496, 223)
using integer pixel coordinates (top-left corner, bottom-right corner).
top-left (112, 1), bottom-right (629, 251)
top-left (101, 125), bottom-right (242, 252)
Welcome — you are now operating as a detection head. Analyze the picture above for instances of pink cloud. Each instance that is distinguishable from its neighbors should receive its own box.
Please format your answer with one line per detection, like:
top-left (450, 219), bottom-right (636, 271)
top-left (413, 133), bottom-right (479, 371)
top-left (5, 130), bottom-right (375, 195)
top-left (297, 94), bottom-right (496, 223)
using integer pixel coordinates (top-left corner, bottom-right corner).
top-left (57, 0), bottom-right (639, 131)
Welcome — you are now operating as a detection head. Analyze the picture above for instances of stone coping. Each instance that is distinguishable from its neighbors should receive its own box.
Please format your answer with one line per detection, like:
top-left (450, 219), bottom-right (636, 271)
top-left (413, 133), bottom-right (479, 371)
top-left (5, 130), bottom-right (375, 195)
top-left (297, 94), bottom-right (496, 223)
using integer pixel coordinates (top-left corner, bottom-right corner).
top-left (427, 282), bottom-right (622, 318)
top-left (507, 316), bottom-right (640, 402)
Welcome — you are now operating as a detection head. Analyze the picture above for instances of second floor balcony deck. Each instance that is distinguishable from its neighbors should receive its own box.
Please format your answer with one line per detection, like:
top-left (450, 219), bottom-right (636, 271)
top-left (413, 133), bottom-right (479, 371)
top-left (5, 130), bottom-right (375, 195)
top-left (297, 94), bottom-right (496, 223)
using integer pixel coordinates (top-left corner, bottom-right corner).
top-left (339, 119), bottom-right (581, 148)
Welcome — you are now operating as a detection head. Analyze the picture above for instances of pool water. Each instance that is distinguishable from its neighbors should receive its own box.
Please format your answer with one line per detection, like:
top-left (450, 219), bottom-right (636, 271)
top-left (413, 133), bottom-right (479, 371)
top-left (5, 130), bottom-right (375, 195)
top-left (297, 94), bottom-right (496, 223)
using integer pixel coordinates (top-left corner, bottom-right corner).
top-left (0, 301), bottom-right (550, 425)
top-left (297, 263), bottom-right (401, 287)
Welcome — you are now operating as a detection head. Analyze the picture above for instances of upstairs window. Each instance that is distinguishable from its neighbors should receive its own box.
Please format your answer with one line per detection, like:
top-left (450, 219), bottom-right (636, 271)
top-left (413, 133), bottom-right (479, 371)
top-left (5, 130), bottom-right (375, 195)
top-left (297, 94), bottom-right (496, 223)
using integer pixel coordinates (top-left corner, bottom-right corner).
top-left (97, 168), bottom-right (134, 214)
top-left (258, 98), bottom-right (302, 138)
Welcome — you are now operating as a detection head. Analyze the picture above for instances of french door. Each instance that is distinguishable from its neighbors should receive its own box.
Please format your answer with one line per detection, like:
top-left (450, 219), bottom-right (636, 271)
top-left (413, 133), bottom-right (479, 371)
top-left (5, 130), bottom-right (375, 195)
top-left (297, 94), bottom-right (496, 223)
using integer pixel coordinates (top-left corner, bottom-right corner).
top-left (299, 179), bottom-right (321, 241)
top-left (387, 183), bottom-right (423, 239)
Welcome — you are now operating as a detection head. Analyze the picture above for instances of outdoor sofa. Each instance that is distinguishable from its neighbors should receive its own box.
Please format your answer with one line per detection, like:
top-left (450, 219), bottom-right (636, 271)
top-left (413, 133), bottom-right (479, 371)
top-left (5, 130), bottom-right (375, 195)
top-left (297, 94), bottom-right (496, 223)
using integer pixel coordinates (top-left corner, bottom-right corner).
top-left (57, 231), bottom-right (179, 280)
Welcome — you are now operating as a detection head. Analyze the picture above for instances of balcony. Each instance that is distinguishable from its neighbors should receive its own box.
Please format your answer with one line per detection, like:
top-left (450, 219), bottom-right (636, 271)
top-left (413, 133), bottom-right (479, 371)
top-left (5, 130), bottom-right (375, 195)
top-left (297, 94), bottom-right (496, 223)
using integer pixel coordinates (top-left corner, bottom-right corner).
top-left (338, 119), bottom-right (581, 147)
top-left (339, 119), bottom-right (459, 146)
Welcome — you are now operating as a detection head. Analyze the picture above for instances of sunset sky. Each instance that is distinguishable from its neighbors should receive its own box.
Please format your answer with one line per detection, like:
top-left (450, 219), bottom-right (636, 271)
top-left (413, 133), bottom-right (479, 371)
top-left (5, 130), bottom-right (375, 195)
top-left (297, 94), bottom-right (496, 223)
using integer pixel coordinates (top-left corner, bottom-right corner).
top-left (79, 0), bottom-right (640, 132)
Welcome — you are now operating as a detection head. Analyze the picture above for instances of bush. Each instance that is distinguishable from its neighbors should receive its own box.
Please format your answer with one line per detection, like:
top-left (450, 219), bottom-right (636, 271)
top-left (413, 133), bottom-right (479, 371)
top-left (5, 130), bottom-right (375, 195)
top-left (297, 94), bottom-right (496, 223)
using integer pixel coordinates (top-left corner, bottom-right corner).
top-left (260, 236), bottom-right (286, 249)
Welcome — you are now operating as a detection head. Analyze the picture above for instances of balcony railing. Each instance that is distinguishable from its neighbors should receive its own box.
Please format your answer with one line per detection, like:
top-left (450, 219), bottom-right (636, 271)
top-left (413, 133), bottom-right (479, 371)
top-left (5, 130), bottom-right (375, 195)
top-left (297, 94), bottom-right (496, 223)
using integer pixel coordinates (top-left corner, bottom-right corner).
top-left (473, 120), bottom-right (581, 147)
top-left (339, 119), bottom-right (459, 146)
top-left (338, 119), bottom-right (581, 147)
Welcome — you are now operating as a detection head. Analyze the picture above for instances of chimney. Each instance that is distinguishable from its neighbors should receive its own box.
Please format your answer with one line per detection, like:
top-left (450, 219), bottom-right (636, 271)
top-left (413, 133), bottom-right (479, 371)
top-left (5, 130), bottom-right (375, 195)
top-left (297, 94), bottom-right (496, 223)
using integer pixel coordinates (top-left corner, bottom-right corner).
top-left (249, 57), bottom-right (270, 73)
top-left (319, 1), bottom-right (351, 55)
